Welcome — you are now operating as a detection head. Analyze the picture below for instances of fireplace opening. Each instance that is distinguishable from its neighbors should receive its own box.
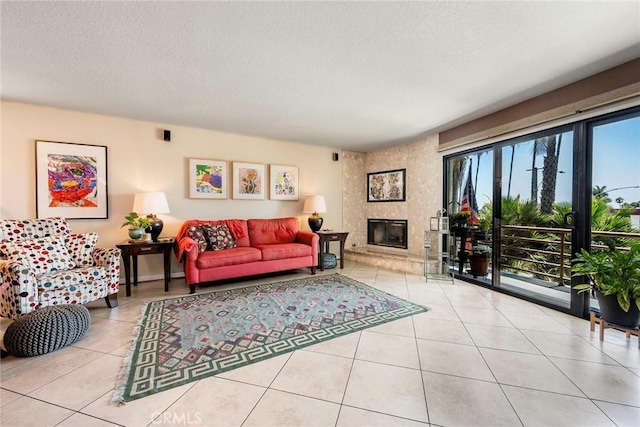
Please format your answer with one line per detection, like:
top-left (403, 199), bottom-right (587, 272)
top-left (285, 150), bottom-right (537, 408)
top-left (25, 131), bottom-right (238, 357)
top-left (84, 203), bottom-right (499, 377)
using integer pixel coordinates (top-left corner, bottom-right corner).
top-left (367, 219), bottom-right (408, 249)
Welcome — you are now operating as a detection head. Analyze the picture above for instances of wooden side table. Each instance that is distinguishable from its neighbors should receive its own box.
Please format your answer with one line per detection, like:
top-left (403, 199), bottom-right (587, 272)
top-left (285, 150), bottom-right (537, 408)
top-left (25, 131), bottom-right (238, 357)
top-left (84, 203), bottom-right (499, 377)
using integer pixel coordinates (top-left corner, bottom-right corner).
top-left (116, 238), bottom-right (175, 297)
top-left (316, 231), bottom-right (349, 271)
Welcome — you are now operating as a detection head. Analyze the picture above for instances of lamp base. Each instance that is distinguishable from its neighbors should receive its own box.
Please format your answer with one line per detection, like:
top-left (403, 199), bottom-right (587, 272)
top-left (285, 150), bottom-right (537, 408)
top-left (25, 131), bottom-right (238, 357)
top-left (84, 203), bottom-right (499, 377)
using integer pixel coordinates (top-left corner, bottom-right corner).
top-left (146, 214), bottom-right (164, 242)
top-left (308, 216), bottom-right (323, 233)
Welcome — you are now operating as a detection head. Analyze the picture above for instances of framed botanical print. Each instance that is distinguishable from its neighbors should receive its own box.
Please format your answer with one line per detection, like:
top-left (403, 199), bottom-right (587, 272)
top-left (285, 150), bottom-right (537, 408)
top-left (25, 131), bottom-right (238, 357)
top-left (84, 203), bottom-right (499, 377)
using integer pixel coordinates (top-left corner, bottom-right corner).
top-left (188, 158), bottom-right (228, 199)
top-left (367, 168), bottom-right (406, 202)
top-left (269, 164), bottom-right (299, 201)
top-left (35, 140), bottom-right (108, 219)
top-left (232, 162), bottom-right (266, 200)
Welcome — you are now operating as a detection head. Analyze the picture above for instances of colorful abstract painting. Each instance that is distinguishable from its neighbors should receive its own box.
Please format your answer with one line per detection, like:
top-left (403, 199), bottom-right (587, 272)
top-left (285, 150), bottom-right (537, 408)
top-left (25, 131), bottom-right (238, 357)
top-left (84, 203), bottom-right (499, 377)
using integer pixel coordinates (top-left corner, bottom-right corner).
top-left (189, 159), bottom-right (228, 199)
top-left (269, 164), bottom-right (299, 200)
top-left (232, 162), bottom-right (265, 199)
top-left (36, 141), bottom-right (108, 219)
top-left (47, 154), bottom-right (98, 207)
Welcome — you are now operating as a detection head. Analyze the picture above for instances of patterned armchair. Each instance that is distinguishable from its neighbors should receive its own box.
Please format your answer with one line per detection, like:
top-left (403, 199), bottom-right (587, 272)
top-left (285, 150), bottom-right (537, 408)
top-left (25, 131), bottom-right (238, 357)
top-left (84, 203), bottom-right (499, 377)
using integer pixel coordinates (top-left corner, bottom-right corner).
top-left (0, 218), bottom-right (120, 320)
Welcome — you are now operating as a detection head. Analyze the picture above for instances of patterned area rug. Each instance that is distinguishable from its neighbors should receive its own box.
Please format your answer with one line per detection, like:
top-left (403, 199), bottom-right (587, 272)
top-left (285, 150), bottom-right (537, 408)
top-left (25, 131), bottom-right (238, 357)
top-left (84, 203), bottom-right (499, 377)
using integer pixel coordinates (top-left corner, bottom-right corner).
top-left (113, 273), bottom-right (427, 403)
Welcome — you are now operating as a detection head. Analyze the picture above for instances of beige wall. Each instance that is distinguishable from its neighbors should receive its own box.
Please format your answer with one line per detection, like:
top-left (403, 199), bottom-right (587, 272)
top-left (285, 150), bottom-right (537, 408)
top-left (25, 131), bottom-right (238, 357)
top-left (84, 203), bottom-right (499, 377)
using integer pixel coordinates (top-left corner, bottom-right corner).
top-left (0, 102), bottom-right (343, 281)
top-left (343, 134), bottom-right (442, 258)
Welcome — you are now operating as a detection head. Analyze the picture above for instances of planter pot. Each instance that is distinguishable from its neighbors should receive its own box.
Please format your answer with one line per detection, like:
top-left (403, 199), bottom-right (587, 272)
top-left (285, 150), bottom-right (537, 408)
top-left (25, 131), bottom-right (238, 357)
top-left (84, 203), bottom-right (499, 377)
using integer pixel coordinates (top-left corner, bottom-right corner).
top-left (595, 291), bottom-right (640, 328)
top-left (469, 256), bottom-right (489, 276)
top-left (128, 228), bottom-right (145, 240)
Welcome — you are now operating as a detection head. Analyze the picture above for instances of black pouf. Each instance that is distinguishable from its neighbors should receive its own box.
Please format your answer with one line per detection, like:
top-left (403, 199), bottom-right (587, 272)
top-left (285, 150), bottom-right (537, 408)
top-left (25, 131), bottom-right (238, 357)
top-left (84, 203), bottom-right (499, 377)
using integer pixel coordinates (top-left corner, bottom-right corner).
top-left (3, 305), bottom-right (91, 357)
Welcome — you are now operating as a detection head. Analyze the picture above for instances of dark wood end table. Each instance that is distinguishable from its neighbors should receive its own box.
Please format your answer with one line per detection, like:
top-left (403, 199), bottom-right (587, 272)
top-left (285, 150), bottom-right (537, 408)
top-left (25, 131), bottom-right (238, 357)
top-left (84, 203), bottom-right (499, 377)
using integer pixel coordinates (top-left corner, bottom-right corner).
top-left (116, 238), bottom-right (175, 297)
top-left (316, 231), bottom-right (349, 270)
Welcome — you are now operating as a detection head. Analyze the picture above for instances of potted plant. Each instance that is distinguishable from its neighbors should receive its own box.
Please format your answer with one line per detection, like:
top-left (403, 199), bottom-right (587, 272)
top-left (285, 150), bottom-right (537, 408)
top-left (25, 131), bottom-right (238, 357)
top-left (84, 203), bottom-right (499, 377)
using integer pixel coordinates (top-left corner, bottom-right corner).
top-left (449, 211), bottom-right (470, 229)
top-left (571, 243), bottom-right (640, 328)
top-left (121, 212), bottom-right (153, 240)
top-left (469, 244), bottom-right (491, 277)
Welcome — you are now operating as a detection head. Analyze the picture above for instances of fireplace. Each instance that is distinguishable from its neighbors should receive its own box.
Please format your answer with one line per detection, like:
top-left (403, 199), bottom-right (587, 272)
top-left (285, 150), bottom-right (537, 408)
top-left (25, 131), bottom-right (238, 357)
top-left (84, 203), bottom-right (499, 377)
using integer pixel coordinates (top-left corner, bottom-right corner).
top-left (367, 219), bottom-right (408, 249)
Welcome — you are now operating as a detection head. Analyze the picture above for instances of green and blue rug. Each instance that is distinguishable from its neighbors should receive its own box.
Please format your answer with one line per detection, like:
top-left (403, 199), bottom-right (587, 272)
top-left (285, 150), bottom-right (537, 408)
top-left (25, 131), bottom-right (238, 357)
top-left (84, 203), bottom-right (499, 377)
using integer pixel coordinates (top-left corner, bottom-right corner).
top-left (113, 273), bottom-right (427, 403)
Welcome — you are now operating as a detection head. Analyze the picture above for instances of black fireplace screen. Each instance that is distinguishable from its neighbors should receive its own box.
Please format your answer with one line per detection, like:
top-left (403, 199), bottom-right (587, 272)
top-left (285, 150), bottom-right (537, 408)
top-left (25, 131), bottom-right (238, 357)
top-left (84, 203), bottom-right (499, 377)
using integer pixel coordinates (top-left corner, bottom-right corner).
top-left (367, 219), bottom-right (408, 249)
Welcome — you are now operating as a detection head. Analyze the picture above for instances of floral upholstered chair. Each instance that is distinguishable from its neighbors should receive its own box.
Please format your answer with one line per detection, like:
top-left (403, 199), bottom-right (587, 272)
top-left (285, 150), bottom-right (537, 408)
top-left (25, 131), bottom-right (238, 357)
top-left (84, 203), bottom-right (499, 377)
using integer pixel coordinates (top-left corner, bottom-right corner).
top-left (0, 218), bottom-right (121, 320)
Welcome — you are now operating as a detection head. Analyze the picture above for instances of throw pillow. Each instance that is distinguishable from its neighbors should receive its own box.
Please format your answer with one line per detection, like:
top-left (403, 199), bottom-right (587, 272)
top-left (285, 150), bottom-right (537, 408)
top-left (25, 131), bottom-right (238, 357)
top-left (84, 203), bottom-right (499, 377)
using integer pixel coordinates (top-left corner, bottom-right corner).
top-left (203, 224), bottom-right (236, 251)
top-left (0, 237), bottom-right (76, 275)
top-left (186, 225), bottom-right (208, 252)
top-left (64, 233), bottom-right (99, 267)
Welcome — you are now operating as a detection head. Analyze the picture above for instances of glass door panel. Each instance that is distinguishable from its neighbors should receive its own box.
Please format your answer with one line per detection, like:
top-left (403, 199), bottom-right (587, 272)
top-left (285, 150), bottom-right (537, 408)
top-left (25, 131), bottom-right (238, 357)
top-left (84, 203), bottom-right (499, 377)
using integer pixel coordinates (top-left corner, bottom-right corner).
top-left (496, 129), bottom-right (574, 308)
top-left (446, 149), bottom-right (493, 285)
top-left (589, 113), bottom-right (640, 312)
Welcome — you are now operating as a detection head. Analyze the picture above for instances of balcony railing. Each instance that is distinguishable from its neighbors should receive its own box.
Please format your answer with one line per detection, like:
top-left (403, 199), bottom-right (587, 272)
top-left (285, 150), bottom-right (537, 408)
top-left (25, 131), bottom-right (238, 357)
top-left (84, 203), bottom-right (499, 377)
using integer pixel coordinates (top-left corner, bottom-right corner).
top-left (501, 225), bottom-right (640, 287)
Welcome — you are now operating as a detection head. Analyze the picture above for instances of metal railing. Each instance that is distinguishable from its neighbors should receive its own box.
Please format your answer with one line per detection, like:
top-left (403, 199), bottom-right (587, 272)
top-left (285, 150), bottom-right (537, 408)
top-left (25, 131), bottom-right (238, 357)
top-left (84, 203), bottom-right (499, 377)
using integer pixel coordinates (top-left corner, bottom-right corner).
top-left (500, 225), bottom-right (640, 287)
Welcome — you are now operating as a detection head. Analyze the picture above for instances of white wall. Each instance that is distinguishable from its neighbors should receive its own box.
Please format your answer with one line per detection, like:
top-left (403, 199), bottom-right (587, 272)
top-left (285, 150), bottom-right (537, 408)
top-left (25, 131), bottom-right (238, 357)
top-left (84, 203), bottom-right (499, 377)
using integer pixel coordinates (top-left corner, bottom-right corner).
top-left (0, 102), bottom-right (343, 281)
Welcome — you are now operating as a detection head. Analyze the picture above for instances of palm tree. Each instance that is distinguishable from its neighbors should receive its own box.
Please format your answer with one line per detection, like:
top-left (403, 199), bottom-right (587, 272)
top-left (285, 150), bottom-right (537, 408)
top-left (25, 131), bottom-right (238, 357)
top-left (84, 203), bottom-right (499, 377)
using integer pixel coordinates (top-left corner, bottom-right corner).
top-left (592, 185), bottom-right (612, 203)
top-left (616, 197), bottom-right (625, 207)
top-left (507, 145), bottom-right (516, 198)
top-left (540, 134), bottom-right (562, 214)
top-left (529, 139), bottom-right (547, 204)
top-left (449, 157), bottom-right (467, 212)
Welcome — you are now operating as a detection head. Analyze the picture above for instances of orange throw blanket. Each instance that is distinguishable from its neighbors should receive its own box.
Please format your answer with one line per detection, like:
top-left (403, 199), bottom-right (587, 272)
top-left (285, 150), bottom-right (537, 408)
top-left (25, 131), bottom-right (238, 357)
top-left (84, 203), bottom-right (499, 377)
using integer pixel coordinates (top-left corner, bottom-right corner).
top-left (174, 219), bottom-right (246, 261)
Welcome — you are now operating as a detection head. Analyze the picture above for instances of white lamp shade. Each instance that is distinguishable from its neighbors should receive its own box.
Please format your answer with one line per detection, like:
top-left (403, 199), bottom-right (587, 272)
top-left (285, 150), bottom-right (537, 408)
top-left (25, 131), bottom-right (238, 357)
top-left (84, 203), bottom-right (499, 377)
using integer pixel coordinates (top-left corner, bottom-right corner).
top-left (132, 192), bottom-right (170, 214)
top-left (303, 195), bottom-right (327, 213)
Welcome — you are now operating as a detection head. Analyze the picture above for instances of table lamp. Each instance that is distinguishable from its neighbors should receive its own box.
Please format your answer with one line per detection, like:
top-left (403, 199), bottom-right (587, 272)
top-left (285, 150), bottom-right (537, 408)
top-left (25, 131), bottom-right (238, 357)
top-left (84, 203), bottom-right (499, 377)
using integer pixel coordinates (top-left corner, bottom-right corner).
top-left (303, 195), bottom-right (326, 232)
top-left (133, 192), bottom-right (170, 241)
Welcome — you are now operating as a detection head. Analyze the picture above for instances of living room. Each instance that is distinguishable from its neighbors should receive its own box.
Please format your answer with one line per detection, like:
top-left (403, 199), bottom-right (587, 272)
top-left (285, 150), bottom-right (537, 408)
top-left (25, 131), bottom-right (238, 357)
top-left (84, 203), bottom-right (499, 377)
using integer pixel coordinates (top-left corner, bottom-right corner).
top-left (1, 2), bottom-right (639, 426)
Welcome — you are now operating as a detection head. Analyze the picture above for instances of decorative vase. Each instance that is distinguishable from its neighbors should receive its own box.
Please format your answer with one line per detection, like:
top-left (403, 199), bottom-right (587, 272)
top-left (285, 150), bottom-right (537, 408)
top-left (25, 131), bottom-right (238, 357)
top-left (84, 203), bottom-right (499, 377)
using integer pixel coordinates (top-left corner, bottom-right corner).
top-left (128, 228), bottom-right (145, 240)
top-left (595, 290), bottom-right (640, 328)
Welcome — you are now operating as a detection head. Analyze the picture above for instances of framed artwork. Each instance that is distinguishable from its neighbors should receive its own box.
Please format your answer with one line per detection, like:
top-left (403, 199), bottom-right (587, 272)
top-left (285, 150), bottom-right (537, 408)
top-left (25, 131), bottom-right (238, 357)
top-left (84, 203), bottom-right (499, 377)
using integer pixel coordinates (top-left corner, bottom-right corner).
top-left (269, 164), bottom-right (299, 200)
top-left (367, 168), bottom-right (406, 202)
top-left (188, 158), bottom-right (228, 199)
top-left (35, 140), bottom-right (108, 219)
top-left (232, 162), bottom-right (266, 200)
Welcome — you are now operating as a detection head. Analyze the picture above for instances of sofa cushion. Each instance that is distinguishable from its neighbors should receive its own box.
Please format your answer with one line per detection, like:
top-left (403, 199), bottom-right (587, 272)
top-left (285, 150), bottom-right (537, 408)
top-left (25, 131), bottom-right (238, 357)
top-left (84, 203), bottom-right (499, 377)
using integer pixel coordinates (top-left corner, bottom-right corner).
top-left (0, 217), bottom-right (71, 242)
top-left (247, 217), bottom-right (298, 246)
top-left (64, 233), bottom-right (98, 267)
top-left (255, 243), bottom-right (312, 261)
top-left (196, 247), bottom-right (261, 269)
top-left (203, 224), bottom-right (236, 251)
top-left (0, 237), bottom-right (76, 275)
top-left (186, 225), bottom-right (209, 252)
top-left (37, 266), bottom-right (107, 292)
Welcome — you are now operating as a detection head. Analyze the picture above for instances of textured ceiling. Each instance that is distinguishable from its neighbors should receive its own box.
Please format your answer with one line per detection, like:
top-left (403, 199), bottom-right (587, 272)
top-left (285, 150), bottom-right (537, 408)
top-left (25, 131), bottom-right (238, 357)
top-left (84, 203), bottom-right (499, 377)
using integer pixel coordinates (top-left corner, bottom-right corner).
top-left (2, 1), bottom-right (639, 152)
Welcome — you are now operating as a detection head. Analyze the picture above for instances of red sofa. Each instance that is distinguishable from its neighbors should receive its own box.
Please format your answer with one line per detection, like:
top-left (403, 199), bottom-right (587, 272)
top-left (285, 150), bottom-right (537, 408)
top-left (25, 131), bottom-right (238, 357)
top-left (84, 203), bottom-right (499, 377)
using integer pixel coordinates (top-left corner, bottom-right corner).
top-left (175, 217), bottom-right (318, 293)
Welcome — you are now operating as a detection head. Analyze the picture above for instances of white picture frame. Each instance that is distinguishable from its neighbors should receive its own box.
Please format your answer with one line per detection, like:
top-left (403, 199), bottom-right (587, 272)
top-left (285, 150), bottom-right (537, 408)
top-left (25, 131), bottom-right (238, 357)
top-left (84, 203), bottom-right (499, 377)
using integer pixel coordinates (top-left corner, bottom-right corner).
top-left (188, 158), bottom-right (228, 199)
top-left (232, 162), bottom-right (266, 200)
top-left (35, 140), bottom-right (108, 219)
top-left (269, 164), bottom-right (299, 201)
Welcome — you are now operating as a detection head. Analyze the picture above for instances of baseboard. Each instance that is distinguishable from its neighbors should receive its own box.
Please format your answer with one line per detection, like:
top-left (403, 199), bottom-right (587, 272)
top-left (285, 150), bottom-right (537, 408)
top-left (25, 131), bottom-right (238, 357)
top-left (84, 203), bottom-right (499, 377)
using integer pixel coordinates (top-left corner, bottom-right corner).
top-left (119, 272), bottom-right (185, 284)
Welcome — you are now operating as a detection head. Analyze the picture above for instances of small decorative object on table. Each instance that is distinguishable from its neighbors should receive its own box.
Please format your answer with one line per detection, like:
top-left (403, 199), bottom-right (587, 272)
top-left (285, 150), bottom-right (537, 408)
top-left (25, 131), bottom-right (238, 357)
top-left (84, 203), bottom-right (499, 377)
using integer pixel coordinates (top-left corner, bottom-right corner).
top-left (121, 212), bottom-right (153, 241)
top-left (303, 195), bottom-right (327, 232)
top-left (132, 192), bottom-right (171, 242)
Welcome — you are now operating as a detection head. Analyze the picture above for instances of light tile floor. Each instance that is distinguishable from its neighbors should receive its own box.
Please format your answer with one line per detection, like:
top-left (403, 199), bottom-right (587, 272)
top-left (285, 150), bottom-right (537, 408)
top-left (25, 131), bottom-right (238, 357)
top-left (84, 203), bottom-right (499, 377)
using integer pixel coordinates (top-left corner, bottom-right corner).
top-left (1, 262), bottom-right (639, 427)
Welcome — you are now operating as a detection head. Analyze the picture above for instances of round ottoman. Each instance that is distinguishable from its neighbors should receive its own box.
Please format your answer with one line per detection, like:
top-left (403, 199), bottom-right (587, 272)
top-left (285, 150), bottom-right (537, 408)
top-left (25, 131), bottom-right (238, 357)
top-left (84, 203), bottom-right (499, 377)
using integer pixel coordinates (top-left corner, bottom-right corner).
top-left (322, 253), bottom-right (337, 270)
top-left (3, 305), bottom-right (91, 357)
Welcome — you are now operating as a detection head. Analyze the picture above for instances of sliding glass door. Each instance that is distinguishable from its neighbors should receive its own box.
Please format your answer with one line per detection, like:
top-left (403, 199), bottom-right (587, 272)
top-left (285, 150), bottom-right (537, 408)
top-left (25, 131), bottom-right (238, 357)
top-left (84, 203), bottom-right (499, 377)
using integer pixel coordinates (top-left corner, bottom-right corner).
top-left (443, 105), bottom-right (640, 317)
top-left (495, 127), bottom-right (574, 310)
top-left (588, 111), bottom-right (640, 313)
